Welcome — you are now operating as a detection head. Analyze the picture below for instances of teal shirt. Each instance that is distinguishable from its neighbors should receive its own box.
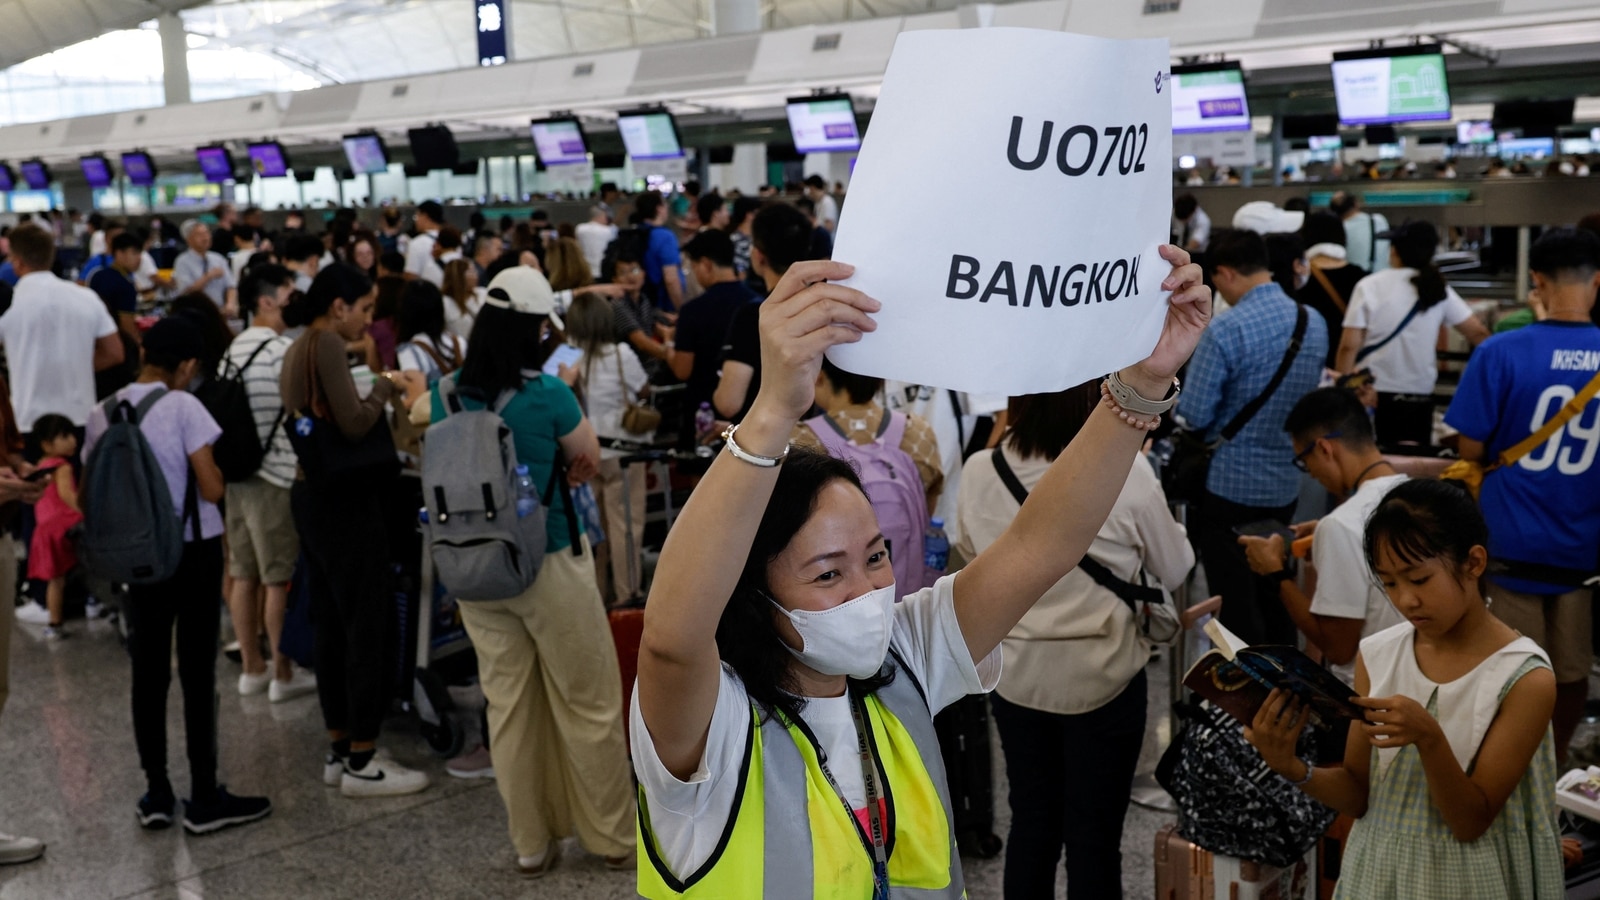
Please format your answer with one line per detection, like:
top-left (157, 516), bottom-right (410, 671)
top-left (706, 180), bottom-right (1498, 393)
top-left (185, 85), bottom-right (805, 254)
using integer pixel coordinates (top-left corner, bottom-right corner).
top-left (430, 372), bottom-right (584, 553)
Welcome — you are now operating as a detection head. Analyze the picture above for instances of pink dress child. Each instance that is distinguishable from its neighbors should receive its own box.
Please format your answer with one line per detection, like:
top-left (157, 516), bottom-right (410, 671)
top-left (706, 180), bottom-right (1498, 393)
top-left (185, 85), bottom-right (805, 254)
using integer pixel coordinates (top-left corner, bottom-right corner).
top-left (28, 458), bottom-right (83, 581)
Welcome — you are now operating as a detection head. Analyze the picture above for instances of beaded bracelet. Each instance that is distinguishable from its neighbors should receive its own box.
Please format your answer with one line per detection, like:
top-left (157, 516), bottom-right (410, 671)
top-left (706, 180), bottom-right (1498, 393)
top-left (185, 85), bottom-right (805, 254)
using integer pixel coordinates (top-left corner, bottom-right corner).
top-left (1099, 381), bottom-right (1163, 432)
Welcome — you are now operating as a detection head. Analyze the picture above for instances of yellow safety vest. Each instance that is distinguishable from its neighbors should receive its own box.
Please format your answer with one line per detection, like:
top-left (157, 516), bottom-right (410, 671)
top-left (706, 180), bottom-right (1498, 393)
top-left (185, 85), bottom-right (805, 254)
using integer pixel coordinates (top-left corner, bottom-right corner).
top-left (638, 652), bottom-right (966, 898)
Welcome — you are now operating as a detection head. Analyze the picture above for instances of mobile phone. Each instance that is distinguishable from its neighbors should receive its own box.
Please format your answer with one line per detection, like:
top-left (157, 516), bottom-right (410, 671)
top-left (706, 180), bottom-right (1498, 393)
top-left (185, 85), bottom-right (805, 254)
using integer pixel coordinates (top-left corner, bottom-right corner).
top-left (23, 468), bottom-right (54, 482)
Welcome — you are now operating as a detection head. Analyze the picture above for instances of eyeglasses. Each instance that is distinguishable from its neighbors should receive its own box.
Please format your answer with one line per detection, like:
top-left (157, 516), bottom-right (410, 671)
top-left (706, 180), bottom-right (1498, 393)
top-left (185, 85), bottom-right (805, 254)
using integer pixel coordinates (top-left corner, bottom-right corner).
top-left (1292, 431), bottom-right (1341, 472)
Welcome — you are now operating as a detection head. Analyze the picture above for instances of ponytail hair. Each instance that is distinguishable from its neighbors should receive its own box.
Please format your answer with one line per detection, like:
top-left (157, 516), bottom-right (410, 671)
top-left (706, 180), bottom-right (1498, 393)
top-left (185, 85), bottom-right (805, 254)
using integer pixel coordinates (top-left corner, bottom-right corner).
top-left (1390, 221), bottom-right (1448, 310)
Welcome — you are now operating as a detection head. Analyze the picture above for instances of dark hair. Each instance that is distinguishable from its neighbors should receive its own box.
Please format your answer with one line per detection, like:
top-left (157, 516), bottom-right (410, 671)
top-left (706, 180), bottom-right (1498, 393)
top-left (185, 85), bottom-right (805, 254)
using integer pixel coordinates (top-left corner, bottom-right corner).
top-left (167, 295), bottom-right (233, 374)
top-left (232, 224), bottom-right (257, 245)
top-left (417, 200), bottom-right (445, 224)
top-left (373, 274), bottom-right (406, 323)
top-left (31, 414), bottom-right (76, 446)
top-left (683, 229), bottom-right (736, 269)
top-left (397, 280), bottom-right (448, 345)
top-left (695, 192), bottom-right (724, 226)
top-left (1284, 387), bottom-right (1376, 449)
top-left (239, 263), bottom-right (294, 317)
top-left (794, 196), bottom-right (816, 216)
top-left (1364, 478), bottom-right (1487, 588)
top-left (378, 250), bottom-right (406, 275)
top-left (1207, 228), bottom-right (1270, 276)
top-left (283, 234), bottom-right (323, 264)
top-left (244, 250), bottom-right (278, 277)
top-left (458, 303), bottom-right (549, 397)
top-left (684, 180), bottom-right (701, 197)
top-left (1265, 232), bottom-right (1306, 295)
top-left (301, 262), bottom-right (374, 322)
top-left (1329, 191), bottom-right (1358, 216)
top-left (804, 174), bottom-right (827, 190)
top-left (1577, 213), bottom-right (1600, 241)
top-left (1173, 193), bottom-right (1199, 220)
top-left (1282, 197), bottom-right (1310, 213)
top-left (1390, 222), bottom-right (1448, 310)
top-left (1529, 227), bottom-right (1600, 281)
top-left (1005, 381), bottom-right (1099, 463)
top-left (7, 223), bottom-right (53, 271)
top-left (632, 190), bottom-right (665, 225)
top-left (1300, 211), bottom-right (1347, 250)
top-left (730, 196), bottom-right (764, 229)
top-left (110, 232), bottom-right (143, 254)
top-left (436, 225), bottom-right (463, 251)
top-left (715, 447), bottom-right (891, 723)
top-left (819, 358), bottom-right (882, 405)
top-left (751, 203), bottom-right (813, 276)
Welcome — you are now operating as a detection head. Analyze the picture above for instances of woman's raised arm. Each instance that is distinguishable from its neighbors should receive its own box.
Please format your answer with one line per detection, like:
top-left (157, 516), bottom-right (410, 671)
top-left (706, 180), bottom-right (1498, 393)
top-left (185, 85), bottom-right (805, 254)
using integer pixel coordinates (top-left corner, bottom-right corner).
top-left (636, 260), bottom-right (879, 779)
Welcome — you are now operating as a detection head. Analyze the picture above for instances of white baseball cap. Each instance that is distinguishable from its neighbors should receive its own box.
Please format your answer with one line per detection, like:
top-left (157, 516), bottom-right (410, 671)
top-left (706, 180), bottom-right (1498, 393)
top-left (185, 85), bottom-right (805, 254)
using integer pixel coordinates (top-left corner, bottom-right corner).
top-left (1231, 201), bottom-right (1305, 236)
top-left (485, 266), bottom-right (564, 331)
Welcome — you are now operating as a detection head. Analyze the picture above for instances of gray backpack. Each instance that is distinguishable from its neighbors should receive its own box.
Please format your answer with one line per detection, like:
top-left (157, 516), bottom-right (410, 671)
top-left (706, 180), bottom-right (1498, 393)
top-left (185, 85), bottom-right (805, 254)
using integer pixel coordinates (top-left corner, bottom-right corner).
top-left (421, 379), bottom-right (551, 601)
top-left (80, 388), bottom-right (198, 585)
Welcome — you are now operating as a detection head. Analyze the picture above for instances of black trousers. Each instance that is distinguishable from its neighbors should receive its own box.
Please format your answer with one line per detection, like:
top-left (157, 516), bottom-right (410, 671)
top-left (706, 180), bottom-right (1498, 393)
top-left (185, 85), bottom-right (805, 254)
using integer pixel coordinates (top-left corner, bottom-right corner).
top-left (991, 670), bottom-right (1148, 900)
top-left (127, 537), bottom-right (223, 800)
top-left (1196, 491), bottom-right (1299, 647)
top-left (291, 480), bottom-right (394, 744)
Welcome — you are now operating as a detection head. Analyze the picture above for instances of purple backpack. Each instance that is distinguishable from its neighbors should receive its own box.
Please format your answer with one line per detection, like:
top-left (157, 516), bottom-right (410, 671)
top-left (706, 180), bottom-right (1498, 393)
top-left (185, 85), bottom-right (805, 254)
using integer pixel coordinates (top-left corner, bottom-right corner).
top-left (804, 411), bottom-right (933, 597)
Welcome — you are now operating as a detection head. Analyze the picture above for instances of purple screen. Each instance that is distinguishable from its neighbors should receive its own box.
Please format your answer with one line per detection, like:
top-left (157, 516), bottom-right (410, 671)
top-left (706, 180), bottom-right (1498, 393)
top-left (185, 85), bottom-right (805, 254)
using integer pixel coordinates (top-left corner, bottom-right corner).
top-left (80, 157), bottom-right (113, 188)
top-left (0, 167), bottom-right (13, 192)
top-left (197, 147), bottom-right (233, 182)
top-left (248, 144), bottom-right (289, 177)
top-left (342, 136), bottom-right (389, 175)
top-left (122, 154), bottom-right (155, 186)
top-left (19, 162), bottom-right (49, 190)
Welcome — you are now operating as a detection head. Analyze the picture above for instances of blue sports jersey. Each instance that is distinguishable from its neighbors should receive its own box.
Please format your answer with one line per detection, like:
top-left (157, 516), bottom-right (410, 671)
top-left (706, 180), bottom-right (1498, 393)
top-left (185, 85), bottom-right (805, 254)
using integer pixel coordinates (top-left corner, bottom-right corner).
top-left (1444, 320), bottom-right (1600, 594)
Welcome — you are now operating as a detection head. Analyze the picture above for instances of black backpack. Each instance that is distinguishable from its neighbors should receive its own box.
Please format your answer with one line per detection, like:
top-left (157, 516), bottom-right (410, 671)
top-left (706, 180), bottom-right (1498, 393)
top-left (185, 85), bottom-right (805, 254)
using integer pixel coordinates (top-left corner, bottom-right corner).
top-left (196, 337), bottom-right (283, 483)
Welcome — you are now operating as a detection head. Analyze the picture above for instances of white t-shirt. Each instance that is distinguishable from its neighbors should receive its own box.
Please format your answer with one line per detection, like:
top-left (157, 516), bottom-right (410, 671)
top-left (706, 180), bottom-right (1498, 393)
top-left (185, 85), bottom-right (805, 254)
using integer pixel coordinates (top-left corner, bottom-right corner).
top-left (630, 575), bottom-right (1001, 881)
top-left (89, 230), bottom-right (107, 258)
top-left (396, 332), bottom-right (464, 385)
top-left (1345, 268), bottom-right (1474, 395)
top-left (815, 193), bottom-right (840, 231)
top-left (585, 344), bottom-right (653, 453)
top-left (576, 221), bottom-right (618, 279)
top-left (443, 289), bottom-right (484, 341)
top-left (882, 383), bottom-right (1007, 545)
top-left (1309, 473), bottom-right (1409, 685)
top-left (0, 272), bottom-right (118, 431)
top-left (1343, 211), bottom-right (1391, 272)
top-left (1172, 207), bottom-right (1211, 251)
top-left (134, 251), bottom-right (159, 293)
top-left (406, 231), bottom-right (443, 288)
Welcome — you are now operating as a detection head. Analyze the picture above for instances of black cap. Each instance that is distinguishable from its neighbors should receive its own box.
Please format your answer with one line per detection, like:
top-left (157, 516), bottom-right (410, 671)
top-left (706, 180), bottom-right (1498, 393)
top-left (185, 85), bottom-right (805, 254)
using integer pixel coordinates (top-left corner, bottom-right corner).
top-left (1376, 220), bottom-right (1438, 265)
top-left (142, 315), bottom-right (205, 362)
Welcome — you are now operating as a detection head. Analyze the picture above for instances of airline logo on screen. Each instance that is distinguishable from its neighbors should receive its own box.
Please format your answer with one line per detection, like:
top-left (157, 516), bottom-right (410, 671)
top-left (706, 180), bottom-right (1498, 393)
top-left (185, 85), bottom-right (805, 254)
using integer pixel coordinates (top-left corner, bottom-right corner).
top-left (823, 123), bottom-right (856, 140)
top-left (1199, 98), bottom-right (1244, 119)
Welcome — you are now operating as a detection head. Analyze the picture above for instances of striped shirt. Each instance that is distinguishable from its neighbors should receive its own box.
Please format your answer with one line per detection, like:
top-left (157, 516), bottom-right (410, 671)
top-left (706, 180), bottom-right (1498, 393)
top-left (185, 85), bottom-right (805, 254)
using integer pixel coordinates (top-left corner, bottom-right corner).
top-left (1175, 282), bottom-right (1327, 507)
top-left (226, 327), bottom-right (296, 489)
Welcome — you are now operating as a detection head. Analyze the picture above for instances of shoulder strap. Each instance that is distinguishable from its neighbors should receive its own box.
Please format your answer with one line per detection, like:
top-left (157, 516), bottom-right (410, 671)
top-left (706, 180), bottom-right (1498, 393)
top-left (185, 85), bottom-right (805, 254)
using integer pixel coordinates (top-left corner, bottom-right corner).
top-left (415, 339), bottom-right (454, 375)
top-left (881, 410), bottom-right (907, 447)
top-left (130, 386), bottom-right (170, 424)
top-left (990, 448), bottom-right (1030, 507)
top-left (1355, 300), bottom-right (1423, 364)
top-left (804, 414), bottom-right (850, 456)
top-left (1309, 264), bottom-right (1346, 314)
top-left (437, 374), bottom-right (463, 415)
top-left (1219, 304), bottom-right (1308, 442)
top-left (1367, 213), bottom-right (1378, 270)
top-left (1498, 367), bottom-right (1600, 469)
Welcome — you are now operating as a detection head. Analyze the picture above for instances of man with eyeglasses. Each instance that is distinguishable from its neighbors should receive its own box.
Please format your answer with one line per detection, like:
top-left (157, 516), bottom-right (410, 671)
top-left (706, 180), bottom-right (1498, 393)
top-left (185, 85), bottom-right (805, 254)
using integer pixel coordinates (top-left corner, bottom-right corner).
top-left (1237, 388), bottom-right (1406, 686)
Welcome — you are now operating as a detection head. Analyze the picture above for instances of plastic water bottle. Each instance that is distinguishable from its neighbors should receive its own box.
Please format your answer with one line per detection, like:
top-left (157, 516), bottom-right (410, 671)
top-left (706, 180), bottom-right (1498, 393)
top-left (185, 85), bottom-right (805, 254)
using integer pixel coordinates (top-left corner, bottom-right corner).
top-left (924, 518), bottom-right (950, 573)
top-left (417, 507), bottom-right (429, 525)
top-left (514, 464), bottom-right (538, 518)
top-left (695, 402), bottom-right (716, 443)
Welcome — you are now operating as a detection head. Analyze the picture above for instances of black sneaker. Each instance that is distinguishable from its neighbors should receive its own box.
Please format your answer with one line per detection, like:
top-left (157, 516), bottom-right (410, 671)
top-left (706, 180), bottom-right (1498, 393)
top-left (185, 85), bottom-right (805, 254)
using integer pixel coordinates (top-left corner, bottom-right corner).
top-left (182, 787), bottom-right (272, 835)
top-left (136, 793), bottom-right (175, 830)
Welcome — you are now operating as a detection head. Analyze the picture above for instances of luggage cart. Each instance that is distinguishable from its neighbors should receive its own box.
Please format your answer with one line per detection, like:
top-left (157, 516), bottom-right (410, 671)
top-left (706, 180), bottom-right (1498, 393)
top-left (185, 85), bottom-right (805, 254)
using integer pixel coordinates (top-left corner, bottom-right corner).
top-left (396, 472), bottom-right (476, 759)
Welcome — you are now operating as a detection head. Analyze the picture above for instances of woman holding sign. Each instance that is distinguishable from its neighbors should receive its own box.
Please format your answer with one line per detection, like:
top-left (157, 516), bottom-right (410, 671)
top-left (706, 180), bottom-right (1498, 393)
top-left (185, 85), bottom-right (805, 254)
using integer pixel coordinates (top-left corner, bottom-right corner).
top-left (630, 246), bottom-right (1209, 898)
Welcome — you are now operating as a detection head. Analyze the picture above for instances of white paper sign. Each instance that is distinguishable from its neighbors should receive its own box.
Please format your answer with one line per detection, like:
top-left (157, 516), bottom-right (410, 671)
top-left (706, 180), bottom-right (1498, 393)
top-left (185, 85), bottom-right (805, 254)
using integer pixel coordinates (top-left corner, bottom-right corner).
top-left (829, 28), bottom-right (1174, 396)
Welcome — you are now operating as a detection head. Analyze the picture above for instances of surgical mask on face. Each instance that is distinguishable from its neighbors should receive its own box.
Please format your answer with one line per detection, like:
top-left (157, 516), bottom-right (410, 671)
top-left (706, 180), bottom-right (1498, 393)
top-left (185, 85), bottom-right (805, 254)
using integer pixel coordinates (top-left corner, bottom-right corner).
top-left (768, 584), bottom-right (897, 680)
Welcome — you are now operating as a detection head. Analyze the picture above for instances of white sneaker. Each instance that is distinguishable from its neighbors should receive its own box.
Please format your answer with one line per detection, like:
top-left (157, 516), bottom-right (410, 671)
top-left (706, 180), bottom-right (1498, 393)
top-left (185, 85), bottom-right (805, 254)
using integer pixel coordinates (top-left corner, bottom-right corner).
top-left (42, 626), bottom-right (66, 642)
top-left (237, 670), bottom-right (272, 696)
top-left (0, 832), bottom-right (45, 865)
top-left (341, 756), bottom-right (430, 798)
top-left (268, 670), bottom-right (317, 703)
top-left (14, 603), bottom-right (50, 626)
top-left (322, 752), bottom-right (346, 787)
top-left (84, 597), bottom-right (107, 620)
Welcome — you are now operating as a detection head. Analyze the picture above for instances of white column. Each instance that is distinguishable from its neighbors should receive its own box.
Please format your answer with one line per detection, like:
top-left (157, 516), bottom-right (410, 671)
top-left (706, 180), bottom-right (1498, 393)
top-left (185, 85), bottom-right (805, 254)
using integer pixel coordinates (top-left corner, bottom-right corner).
top-left (159, 12), bottom-right (191, 106)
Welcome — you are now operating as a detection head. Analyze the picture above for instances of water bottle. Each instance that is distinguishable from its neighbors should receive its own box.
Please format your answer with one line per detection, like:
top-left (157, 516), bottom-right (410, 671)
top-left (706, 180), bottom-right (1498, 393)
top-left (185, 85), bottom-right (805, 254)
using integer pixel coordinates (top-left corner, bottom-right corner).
top-left (695, 402), bottom-right (716, 443)
top-left (923, 518), bottom-right (950, 573)
top-left (417, 507), bottom-right (429, 525)
top-left (514, 464), bottom-right (538, 518)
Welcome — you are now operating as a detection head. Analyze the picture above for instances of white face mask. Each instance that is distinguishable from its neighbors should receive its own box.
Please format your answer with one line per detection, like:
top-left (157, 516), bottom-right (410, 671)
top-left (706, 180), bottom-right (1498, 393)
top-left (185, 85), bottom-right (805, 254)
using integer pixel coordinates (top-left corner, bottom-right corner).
top-left (769, 584), bottom-right (897, 680)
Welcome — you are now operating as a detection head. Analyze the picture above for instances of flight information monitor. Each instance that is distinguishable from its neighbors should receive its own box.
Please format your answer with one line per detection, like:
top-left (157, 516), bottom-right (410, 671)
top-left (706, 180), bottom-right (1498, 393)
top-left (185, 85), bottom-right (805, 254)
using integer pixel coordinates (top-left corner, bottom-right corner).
top-left (342, 133), bottom-right (391, 175)
top-left (1332, 44), bottom-right (1451, 125)
top-left (1456, 121), bottom-right (1494, 144)
top-left (0, 164), bottom-right (14, 192)
top-left (121, 152), bottom-right (157, 186)
top-left (247, 142), bottom-right (291, 177)
top-left (616, 110), bottom-right (684, 160)
top-left (19, 160), bottom-right (50, 190)
top-left (785, 94), bottom-right (862, 153)
top-left (80, 155), bottom-right (114, 188)
top-left (1170, 61), bottom-right (1252, 133)
top-left (530, 117), bottom-right (590, 166)
top-left (196, 145), bottom-right (236, 182)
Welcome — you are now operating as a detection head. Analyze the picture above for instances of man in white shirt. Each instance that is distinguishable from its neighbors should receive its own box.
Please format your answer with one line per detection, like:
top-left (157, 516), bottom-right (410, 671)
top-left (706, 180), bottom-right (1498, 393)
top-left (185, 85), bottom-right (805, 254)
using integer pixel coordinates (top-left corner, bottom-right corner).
top-left (1331, 191), bottom-right (1390, 272)
top-left (575, 206), bottom-right (617, 280)
top-left (405, 200), bottom-right (446, 288)
top-left (0, 224), bottom-right (124, 447)
top-left (1239, 388), bottom-right (1407, 686)
top-left (803, 175), bottom-right (840, 233)
top-left (281, 234), bottom-right (323, 293)
top-left (172, 219), bottom-right (237, 316)
top-left (1171, 194), bottom-right (1211, 252)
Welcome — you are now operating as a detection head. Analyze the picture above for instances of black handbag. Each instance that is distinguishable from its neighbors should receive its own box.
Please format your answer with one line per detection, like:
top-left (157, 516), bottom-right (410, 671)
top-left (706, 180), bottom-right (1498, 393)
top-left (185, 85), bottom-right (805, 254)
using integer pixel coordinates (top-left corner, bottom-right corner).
top-left (286, 410), bottom-right (399, 483)
top-left (1162, 304), bottom-right (1309, 506)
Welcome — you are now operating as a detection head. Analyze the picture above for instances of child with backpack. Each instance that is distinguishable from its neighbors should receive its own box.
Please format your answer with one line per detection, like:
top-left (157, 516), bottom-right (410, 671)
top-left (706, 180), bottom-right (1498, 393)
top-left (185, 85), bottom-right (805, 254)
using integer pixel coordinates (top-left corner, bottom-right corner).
top-left (81, 316), bottom-right (273, 835)
top-left (26, 415), bottom-right (83, 640)
top-left (791, 359), bottom-right (944, 596)
top-left (1244, 479), bottom-right (1563, 898)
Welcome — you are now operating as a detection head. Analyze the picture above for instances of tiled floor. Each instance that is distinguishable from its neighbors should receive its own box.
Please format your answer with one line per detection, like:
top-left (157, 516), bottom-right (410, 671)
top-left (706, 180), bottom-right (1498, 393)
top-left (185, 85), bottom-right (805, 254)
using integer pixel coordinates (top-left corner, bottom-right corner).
top-left (0, 609), bottom-right (1178, 899)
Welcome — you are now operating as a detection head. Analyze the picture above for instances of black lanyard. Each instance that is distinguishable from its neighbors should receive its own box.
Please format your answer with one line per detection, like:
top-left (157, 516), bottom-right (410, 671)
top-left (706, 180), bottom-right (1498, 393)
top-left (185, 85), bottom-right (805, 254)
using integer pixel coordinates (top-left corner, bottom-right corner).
top-left (811, 692), bottom-right (890, 876)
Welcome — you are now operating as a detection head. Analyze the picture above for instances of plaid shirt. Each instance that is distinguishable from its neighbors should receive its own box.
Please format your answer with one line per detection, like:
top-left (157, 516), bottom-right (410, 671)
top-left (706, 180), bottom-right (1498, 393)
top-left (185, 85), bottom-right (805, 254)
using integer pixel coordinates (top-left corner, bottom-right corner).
top-left (1175, 282), bottom-right (1327, 507)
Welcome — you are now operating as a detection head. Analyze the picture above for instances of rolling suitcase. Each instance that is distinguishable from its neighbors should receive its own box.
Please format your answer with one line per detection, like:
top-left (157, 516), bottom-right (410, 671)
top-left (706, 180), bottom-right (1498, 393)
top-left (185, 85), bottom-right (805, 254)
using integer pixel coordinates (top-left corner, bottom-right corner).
top-left (1156, 824), bottom-right (1316, 900)
top-left (1155, 824), bottom-right (1213, 900)
top-left (609, 603), bottom-right (646, 741)
top-left (936, 695), bottom-right (1002, 858)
